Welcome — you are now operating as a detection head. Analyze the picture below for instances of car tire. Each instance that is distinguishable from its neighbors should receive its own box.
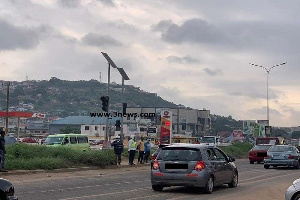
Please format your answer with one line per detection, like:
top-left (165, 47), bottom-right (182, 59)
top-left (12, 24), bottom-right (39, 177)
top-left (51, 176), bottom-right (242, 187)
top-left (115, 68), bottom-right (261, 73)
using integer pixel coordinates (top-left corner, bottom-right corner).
top-left (228, 172), bottom-right (238, 188)
top-left (294, 161), bottom-right (300, 169)
top-left (264, 165), bottom-right (270, 169)
top-left (203, 176), bottom-right (214, 194)
top-left (293, 193), bottom-right (300, 200)
top-left (250, 161), bottom-right (254, 164)
top-left (152, 185), bottom-right (163, 191)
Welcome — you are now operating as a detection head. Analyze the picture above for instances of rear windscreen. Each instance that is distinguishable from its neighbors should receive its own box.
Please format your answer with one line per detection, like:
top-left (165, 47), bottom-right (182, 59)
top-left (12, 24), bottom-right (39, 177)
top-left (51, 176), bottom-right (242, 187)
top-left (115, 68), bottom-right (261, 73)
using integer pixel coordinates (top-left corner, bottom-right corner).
top-left (157, 148), bottom-right (200, 161)
top-left (253, 145), bottom-right (272, 150)
top-left (269, 146), bottom-right (294, 152)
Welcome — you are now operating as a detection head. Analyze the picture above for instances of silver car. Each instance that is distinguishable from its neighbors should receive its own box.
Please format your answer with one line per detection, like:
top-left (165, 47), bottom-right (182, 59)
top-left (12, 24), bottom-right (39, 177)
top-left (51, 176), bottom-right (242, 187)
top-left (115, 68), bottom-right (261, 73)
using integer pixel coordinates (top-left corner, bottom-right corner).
top-left (285, 178), bottom-right (300, 200)
top-left (151, 144), bottom-right (238, 194)
top-left (264, 145), bottom-right (300, 169)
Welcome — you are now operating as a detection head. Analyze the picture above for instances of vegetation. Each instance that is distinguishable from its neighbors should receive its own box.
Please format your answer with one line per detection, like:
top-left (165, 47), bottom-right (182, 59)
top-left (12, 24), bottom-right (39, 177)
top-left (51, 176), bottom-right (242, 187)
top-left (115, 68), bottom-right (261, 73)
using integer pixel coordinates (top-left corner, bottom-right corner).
top-left (210, 114), bottom-right (243, 134)
top-left (6, 144), bottom-right (116, 170)
top-left (220, 142), bottom-right (253, 159)
top-left (292, 131), bottom-right (300, 139)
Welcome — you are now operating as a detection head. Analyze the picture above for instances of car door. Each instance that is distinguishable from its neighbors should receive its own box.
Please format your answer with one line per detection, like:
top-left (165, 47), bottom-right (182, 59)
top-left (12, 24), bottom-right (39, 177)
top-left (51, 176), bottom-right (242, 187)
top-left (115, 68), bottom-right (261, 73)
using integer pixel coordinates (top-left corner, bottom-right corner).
top-left (213, 148), bottom-right (234, 183)
top-left (205, 148), bottom-right (224, 184)
top-left (212, 148), bottom-right (230, 183)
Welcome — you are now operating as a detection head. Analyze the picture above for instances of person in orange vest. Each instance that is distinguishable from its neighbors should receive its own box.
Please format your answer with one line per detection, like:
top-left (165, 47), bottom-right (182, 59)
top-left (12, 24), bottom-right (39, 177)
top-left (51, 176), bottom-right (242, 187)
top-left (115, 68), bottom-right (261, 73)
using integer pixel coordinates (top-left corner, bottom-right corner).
top-left (137, 138), bottom-right (145, 164)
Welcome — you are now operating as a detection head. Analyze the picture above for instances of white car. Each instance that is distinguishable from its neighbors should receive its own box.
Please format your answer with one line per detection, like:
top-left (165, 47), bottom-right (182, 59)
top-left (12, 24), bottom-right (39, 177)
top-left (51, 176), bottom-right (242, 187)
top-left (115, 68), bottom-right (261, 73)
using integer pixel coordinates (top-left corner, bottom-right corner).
top-left (286, 178), bottom-right (300, 200)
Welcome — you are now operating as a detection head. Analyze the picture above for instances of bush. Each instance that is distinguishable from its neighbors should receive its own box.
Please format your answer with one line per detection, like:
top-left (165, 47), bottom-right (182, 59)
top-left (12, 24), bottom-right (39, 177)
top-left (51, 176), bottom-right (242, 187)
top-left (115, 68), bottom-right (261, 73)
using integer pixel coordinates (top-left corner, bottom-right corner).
top-left (220, 142), bottom-right (253, 158)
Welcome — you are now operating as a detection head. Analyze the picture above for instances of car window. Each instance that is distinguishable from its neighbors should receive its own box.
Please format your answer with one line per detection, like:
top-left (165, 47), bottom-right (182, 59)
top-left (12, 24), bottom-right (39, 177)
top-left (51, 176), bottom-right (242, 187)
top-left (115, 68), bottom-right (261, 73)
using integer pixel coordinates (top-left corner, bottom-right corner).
top-left (78, 137), bottom-right (88, 143)
top-left (252, 145), bottom-right (272, 151)
top-left (157, 148), bottom-right (200, 161)
top-left (206, 148), bottom-right (217, 160)
top-left (213, 148), bottom-right (227, 161)
top-left (70, 137), bottom-right (77, 144)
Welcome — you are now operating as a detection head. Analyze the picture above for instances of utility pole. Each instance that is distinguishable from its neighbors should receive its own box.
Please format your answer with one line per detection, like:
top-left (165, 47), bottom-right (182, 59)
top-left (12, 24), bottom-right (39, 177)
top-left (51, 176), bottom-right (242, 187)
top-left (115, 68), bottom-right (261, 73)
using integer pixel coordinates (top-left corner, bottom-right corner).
top-left (5, 82), bottom-right (10, 135)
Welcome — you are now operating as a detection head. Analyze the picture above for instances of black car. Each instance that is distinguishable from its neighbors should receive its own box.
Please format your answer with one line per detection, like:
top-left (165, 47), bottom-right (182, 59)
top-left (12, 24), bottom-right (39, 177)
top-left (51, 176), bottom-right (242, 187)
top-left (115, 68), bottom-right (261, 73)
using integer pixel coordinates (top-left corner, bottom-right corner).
top-left (0, 178), bottom-right (18, 200)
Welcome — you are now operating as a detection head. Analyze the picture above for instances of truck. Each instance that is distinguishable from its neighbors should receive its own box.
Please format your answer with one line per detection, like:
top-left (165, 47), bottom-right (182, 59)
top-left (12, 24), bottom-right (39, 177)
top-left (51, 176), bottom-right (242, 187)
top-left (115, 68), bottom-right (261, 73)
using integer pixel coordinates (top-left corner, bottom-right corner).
top-left (255, 137), bottom-right (285, 145)
top-left (200, 136), bottom-right (220, 147)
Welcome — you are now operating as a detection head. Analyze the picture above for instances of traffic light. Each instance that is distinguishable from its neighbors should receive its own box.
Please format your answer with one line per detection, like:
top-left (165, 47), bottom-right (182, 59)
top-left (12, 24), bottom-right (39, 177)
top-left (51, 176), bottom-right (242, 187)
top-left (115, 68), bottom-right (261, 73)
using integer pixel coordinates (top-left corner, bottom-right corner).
top-left (100, 96), bottom-right (109, 112)
top-left (115, 120), bottom-right (121, 131)
top-left (122, 103), bottom-right (127, 115)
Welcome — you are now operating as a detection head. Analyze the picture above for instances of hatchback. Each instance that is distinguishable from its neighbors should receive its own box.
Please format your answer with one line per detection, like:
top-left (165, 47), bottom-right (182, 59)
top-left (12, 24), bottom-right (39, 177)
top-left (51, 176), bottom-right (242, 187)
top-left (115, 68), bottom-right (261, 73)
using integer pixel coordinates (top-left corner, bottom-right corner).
top-left (264, 145), bottom-right (300, 169)
top-left (151, 144), bottom-right (238, 194)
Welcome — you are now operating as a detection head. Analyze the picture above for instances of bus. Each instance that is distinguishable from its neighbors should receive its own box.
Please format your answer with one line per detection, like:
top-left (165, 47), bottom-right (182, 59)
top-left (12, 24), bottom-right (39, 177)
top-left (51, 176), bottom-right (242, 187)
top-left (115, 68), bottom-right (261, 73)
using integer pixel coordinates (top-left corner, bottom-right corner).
top-left (45, 134), bottom-right (89, 151)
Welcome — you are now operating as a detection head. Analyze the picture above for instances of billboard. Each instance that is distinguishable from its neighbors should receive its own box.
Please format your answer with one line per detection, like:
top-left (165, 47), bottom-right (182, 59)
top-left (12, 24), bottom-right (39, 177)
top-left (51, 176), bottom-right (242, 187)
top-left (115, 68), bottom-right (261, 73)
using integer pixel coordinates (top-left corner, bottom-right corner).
top-left (242, 120), bottom-right (256, 135)
top-left (160, 110), bottom-right (172, 144)
top-left (257, 120), bottom-right (269, 137)
top-left (233, 130), bottom-right (244, 141)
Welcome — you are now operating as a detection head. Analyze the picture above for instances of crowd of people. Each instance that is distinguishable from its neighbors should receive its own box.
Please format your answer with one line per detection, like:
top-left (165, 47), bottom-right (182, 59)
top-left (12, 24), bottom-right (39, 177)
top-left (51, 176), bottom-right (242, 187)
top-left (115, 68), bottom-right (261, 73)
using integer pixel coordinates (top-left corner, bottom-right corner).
top-left (111, 135), bottom-right (152, 165)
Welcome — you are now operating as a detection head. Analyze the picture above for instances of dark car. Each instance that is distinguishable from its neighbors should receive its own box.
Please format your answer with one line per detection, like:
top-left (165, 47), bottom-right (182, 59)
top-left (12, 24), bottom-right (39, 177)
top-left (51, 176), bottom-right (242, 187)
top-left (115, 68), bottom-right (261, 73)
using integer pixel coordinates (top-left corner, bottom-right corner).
top-left (151, 144), bottom-right (238, 194)
top-left (264, 145), bottom-right (300, 169)
top-left (248, 144), bottom-right (273, 164)
top-left (0, 178), bottom-right (18, 200)
top-left (4, 136), bottom-right (17, 145)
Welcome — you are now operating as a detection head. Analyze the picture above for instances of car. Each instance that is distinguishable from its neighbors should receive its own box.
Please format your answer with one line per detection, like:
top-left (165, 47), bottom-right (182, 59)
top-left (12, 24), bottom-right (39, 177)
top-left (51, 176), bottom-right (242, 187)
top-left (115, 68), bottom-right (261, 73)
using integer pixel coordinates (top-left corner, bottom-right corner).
top-left (285, 178), bottom-right (300, 200)
top-left (4, 136), bottom-right (17, 145)
top-left (22, 137), bottom-right (37, 143)
top-left (0, 178), bottom-right (18, 200)
top-left (150, 144), bottom-right (169, 167)
top-left (248, 144), bottom-right (273, 164)
top-left (151, 143), bottom-right (238, 194)
top-left (264, 145), bottom-right (300, 169)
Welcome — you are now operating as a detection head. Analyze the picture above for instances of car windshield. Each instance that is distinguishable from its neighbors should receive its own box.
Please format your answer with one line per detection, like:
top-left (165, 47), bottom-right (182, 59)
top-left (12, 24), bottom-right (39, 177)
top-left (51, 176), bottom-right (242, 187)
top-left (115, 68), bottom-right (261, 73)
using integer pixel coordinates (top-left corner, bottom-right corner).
top-left (157, 148), bottom-right (200, 161)
top-left (45, 137), bottom-right (64, 145)
top-left (253, 145), bottom-right (272, 151)
top-left (202, 137), bottom-right (215, 143)
top-left (269, 146), bottom-right (294, 152)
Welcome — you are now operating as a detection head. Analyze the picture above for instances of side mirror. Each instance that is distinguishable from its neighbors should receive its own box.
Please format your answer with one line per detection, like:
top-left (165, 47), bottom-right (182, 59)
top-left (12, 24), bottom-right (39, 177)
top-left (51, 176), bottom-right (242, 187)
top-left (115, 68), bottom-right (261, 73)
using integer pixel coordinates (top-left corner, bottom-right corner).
top-left (228, 156), bottom-right (235, 162)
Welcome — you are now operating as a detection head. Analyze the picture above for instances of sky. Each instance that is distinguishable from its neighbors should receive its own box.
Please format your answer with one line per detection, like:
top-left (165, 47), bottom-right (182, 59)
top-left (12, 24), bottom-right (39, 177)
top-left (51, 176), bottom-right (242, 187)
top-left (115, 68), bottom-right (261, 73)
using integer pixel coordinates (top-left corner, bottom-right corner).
top-left (1, 0), bottom-right (300, 127)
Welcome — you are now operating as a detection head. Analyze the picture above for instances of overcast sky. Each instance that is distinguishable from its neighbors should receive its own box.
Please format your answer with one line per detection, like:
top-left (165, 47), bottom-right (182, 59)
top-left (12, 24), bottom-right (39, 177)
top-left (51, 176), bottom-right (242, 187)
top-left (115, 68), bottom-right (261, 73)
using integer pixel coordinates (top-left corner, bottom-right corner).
top-left (1, 0), bottom-right (300, 127)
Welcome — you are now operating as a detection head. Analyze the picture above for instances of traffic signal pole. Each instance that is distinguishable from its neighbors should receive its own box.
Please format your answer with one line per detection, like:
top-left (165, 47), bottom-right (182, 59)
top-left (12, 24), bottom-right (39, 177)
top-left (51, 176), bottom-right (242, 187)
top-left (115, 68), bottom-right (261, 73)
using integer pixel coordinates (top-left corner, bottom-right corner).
top-left (105, 63), bottom-right (110, 145)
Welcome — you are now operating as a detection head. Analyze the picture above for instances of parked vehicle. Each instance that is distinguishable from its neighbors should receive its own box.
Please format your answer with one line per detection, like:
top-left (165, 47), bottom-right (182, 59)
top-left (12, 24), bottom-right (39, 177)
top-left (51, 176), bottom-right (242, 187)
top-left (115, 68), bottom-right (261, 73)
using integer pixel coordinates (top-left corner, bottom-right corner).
top-left (0, 178), bottom-right (18, 200)
top-left (4, 136), bottom-right (17, 145)
top-left (45, 134), bottom-right (89, 151)
top-left (89, 139), bottom-right (104, 146)
top-left (264, 145), bottom-right (300, 169)
top-left (22, 137), bottom-right (37, 143)
top-left (286, 178), bottom-right (300, 200)
top-left (151, 144), bottom-right (238, 194)
top-left (248, 144), bottom-right (273, 164)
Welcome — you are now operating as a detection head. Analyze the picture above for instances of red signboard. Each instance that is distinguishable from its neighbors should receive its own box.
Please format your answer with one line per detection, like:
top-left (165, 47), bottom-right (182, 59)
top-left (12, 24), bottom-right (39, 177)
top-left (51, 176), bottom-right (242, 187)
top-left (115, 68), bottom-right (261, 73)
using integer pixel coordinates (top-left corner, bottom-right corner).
top-left (0, 112), bottom-right (33, 118)
top-left (160, 110), bottom-right (172, 144)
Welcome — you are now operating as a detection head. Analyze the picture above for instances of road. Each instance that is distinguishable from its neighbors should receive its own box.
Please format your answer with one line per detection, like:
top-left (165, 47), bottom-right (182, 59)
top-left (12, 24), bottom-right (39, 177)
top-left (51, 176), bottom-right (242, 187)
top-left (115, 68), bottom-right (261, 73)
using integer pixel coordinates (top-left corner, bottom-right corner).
top-left (5, 159), bottom-right (299, 200)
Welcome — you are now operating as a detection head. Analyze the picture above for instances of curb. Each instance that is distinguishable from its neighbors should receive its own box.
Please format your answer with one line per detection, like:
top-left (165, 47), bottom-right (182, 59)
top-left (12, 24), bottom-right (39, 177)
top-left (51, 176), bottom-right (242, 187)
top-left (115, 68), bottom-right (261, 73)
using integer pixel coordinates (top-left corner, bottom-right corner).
top-left (1, 163), bottom-right (151, 176)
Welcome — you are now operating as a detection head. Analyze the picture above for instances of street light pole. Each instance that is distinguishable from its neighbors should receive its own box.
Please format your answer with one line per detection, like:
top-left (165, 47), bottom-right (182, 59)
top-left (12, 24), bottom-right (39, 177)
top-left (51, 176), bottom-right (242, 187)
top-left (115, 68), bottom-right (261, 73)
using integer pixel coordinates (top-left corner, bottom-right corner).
top-left (249, 62), bottom-right (287, 125)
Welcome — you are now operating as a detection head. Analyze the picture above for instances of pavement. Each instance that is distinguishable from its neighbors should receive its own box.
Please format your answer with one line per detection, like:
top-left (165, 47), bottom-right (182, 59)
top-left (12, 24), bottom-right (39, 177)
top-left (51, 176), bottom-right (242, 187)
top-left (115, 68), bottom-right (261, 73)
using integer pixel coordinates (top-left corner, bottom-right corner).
top-left (1, 157), bottom-right (150, 176)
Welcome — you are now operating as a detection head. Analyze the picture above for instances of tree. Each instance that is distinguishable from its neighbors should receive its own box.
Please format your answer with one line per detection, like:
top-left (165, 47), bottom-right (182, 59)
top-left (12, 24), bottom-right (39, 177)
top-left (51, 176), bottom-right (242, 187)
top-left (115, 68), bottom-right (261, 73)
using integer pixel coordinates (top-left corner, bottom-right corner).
top-left (292, 131), bottom-right (300, 139)
top-left (272, 128), bottom-right (288, 137)
top-left (59, 126), bottom-right (81, 134)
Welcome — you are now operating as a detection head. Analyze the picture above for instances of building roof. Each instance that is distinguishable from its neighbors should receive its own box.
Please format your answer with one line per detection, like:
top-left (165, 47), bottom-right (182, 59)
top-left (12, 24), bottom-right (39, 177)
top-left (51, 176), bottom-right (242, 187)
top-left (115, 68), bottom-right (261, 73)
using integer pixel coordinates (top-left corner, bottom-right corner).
top-left (50, 116), bottom-right (121, 125)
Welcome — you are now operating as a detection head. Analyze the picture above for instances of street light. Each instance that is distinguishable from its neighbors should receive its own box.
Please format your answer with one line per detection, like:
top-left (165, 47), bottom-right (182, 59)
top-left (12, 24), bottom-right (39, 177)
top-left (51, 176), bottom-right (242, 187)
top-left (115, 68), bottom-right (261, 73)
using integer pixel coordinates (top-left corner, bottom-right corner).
top-left (249, 62), bottom-right (287, 125)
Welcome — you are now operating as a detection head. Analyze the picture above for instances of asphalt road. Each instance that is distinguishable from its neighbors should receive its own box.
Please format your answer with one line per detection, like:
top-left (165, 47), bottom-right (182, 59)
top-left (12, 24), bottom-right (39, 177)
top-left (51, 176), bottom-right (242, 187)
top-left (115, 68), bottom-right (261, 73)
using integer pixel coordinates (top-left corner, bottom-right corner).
top-left (7, 159), bottom-right (300, 200)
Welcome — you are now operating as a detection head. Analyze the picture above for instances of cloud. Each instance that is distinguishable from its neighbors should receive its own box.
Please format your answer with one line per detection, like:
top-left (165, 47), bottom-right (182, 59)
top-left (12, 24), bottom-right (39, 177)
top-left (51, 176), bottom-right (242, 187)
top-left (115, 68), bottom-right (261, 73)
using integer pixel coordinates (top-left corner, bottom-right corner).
top-left (166, 55), bottom-right (200, 64)
top-left (81, 33), bottom-right (122, 47)
top-left (151, 19), bottom-right (174, 33)
top-left (203, 68), bottom-right (223, 76)
top-left (248, 106), bottom-right (283, 117)
top-left (0, 19), bottom-right (46, 51)
top-left (158, 18), bottom-right (223, 44)
top-left (96, 0), bottom-right (115, 7)
top-left (58, 0), bottom-right (81, 8)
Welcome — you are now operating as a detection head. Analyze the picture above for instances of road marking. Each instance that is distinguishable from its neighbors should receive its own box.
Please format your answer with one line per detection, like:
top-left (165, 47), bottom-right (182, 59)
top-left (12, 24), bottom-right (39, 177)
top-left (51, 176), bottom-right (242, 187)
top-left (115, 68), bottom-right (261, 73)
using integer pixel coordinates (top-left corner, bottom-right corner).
top-left (59, 187), bottom-right (151, 200)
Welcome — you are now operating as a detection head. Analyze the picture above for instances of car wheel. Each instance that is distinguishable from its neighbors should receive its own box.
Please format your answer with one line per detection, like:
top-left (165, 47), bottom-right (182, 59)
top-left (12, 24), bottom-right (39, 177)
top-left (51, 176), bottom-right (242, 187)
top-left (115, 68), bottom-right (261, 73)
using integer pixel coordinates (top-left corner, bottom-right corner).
top-left (228, 172), bottom-right (238, 188)
top-left (203, 176), bottom-right (214, 194)
top-left (152, 185), bottom-right (163, 191)
top-left (250, 161), bottom-right (254, 164)
top-left (264, 165), bottom-right (270, 169)
top-left (293, 193), bottom-right (300, 200)
top-left (294, 161), bottom-right (300, 169)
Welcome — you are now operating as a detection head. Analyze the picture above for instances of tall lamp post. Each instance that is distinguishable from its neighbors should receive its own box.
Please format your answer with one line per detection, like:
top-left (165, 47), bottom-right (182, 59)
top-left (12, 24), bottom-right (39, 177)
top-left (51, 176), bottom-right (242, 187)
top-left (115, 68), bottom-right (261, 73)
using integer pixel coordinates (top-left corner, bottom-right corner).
top-left (249, 62), bottom-right (287, 125)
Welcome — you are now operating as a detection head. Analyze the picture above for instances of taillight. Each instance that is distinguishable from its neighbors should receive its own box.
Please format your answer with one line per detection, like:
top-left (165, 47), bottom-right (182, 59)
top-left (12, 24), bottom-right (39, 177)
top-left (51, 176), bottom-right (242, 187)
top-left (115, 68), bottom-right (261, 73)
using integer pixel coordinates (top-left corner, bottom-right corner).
top-left (194, 161), bottom-right (205, 172)
top-left (153, 160), bottom-right (160, 170)
top-left (151, 154), bottom-right (156, 160)
top-left (288, 155), bottom-right (295, 159)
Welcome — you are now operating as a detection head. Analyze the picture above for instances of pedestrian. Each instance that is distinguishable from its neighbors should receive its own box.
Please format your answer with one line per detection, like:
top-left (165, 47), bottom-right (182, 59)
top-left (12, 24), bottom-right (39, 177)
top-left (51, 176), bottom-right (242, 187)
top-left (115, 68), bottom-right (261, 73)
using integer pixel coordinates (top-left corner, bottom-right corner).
top-left (128, 135), bottom-right (137, 165)
top-left (143, 139), bottom-right (151, 163)
top-left (111, 135), bottom-right (124, 165)
top-left (137, 138), bottom-right (145, 164)
top-left (0, 130), bottom-right (7, 172)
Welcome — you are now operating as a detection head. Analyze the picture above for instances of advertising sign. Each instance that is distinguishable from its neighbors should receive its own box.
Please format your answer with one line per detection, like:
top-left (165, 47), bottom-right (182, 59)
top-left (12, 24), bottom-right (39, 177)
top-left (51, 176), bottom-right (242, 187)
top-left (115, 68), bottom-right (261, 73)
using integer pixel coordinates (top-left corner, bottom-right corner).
top-left (160, 110), bottom-right (172, 144)
top-left (242, 120), bottom-right (256, 135)
top-left (232, 130), bottom-right (244, 141)
top-left (257, 120), bottom-right (269, 137)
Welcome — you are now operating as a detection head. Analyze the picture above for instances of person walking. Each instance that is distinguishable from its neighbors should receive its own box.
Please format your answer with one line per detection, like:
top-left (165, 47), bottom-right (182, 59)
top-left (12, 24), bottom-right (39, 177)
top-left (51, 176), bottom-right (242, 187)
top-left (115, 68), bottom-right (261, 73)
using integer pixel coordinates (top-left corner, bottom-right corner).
top-left (137, 138), bottom-right (145, 164)
top-left (111, 136), bottom-right (124, 165)
top-left (143, 139), bottom-right (151, 163)
top-left (0, 130), bottom-right (7, 172)
top-left (128, 135), bottom-right (137, 165)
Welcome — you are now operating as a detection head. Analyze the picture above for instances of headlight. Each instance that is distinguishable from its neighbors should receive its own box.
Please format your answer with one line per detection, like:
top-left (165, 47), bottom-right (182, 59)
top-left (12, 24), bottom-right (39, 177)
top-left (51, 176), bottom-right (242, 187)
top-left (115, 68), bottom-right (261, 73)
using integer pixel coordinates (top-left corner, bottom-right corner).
top-left (293, 178), bottom-right (300, 185)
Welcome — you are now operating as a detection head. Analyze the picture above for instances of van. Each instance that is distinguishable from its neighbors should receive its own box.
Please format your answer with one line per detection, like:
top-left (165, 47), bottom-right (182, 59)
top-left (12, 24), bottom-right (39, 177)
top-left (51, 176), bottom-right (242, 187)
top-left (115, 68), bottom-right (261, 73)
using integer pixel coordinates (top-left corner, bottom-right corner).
top-left (45, 134), bottom-right (89, 151)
